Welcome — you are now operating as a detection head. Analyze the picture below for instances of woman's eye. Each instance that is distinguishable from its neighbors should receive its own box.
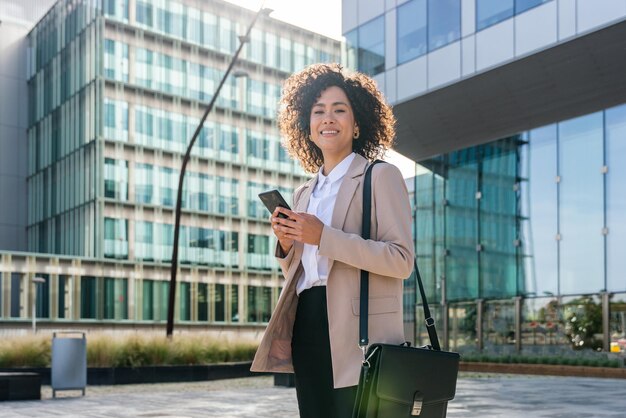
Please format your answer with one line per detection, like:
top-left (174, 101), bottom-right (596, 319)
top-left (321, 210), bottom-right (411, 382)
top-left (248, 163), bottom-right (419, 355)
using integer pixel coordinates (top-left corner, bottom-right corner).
top-left (313, 110), bottom-right (324, 115)
top-left (335, 109), bottom-right (345, 113)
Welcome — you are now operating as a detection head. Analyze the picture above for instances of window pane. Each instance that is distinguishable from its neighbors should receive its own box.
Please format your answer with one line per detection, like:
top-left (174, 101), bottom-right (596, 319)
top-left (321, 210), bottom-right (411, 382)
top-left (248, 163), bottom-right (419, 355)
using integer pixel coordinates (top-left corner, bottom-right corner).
top-left (609, 293), bottom-right (626, 351)
top-left (345, 29), bottom-right (358, 70)
top-left (482, 300), bottom-right (516, 353)
top-left (397, 0), bottom-right (427, 64)
top-left (558, 113), bottom-right (604, 295)
top-left (143, 280), bottom-right (154, 320)
top-left (214, 284), bottom-right (225, 322)
top-left (446, 149), bottom-right (479, 300)
top-left (231, 285), bottom-right (239, 322)
top-left (479, 140), bottom-right (518, 298)
top-left (476, 0), bottom-right (514, 31)
top-left (515, 0), bottom-right (550, 14)
top-left (606, 104), bottom-right (626, 292)
top-left (428, 0), bottom-right (461, 51)
top-left (198, 283), bottom-right (208, 321)
top-left (522, 297), bottom-right (560, 349)
top-left (81, 276), bottom-right (97, 319)
top-left (448, 302), bottom-right (477, 353)
top-left (358, 16), bottom-right (385, 76)
top-left (521, 126), bottom-right (558, 296)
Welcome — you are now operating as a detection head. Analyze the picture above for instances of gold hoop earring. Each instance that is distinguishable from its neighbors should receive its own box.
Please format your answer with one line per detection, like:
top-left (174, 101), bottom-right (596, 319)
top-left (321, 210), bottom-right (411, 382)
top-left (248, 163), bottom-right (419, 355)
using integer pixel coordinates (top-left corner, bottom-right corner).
top-left (353, 126), bottom-right (360, 139)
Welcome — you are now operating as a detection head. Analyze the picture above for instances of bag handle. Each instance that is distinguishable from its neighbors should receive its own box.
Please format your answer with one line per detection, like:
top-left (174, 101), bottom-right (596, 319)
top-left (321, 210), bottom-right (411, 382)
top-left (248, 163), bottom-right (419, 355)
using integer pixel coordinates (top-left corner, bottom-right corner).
top-left (359, 161), bottom-right (441, 353)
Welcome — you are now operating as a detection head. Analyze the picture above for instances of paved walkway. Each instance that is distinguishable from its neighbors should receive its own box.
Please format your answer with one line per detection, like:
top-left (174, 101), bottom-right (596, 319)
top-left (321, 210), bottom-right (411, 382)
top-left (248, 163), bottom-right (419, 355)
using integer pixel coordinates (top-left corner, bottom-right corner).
top-left (1, 373), bottom-right (625, 417)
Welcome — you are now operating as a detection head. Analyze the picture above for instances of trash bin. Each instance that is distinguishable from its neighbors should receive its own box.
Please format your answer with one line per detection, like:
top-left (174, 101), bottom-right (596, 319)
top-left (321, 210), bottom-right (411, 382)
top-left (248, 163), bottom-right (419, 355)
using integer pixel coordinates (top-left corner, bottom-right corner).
top-left (51, 332), bottom-right (86, 398)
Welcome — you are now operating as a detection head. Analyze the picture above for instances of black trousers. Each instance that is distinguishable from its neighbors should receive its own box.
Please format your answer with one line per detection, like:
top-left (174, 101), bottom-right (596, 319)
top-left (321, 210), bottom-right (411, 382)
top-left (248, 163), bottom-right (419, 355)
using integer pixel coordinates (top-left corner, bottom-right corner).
top-left (291, 286), bottom-right (357, 418)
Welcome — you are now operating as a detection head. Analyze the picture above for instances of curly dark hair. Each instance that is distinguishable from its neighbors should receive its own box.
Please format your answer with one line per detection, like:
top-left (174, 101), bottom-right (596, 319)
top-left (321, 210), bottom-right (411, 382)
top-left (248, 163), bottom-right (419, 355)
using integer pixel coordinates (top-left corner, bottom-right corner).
top-left (278, 63), bottom-right (396, 173)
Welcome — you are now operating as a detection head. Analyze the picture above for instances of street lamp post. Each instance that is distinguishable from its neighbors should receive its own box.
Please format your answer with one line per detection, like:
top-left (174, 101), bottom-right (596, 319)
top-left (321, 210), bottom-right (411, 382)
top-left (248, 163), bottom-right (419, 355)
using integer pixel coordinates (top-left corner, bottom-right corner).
top-left (166, 4), bottom-right (272, 338)
top-left (32, 276), bottom-right (46, 333)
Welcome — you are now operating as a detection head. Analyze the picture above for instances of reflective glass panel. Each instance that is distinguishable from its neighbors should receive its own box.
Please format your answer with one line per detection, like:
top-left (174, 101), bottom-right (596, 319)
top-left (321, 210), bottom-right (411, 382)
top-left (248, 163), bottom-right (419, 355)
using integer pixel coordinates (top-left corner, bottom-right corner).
top-left (231, 285), bottom-right (239, 322)
top-left (522, 298), bottom-right (560, 352)
top-left (345, 29), bottom-right (358, 70)
top-left (198, 283), bottom-right (208, 321)
top-left (179, 282), bottom-right (190, 321)
top-left (446, 149), bottom-right (479, 300)
top-left (358, 16), bottom-right (385, 76)
top-left (143, 279), bottom-right (154, 320)
top-left (515, 0), bottom-right (550, 14)
top-left (476, 0), bottom-right (514, 31)
top-left (428, 0), bottom-right (461, 51)
top-left (609, 293), bottom-right (626, 354)
top-left (558, 113), bottom-right (604, 295)
top-left (214, 284), bottom-right (225, 322)
top-left (480, 140), bottom-right (518, 298)
top-left (482, 300), bottom-right (516, 354)
top-left (606, 104), bottom-right (626, 292)
top-left (81, 276), bottom-right (97, 319)
top-left (448, 302), bottom-right (478, 353)
top-left (521, 126), bottom-right (558, 296)
top-left (397, 0), bottom-right (427, 64)
top-left (560, 295), bottom-right (603, 351)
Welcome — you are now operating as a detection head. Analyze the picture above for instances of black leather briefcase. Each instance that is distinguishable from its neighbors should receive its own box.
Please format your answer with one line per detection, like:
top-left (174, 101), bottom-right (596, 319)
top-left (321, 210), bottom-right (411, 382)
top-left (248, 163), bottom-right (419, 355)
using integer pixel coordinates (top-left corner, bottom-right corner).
top-left (353, 161), bottom-right (460, 418)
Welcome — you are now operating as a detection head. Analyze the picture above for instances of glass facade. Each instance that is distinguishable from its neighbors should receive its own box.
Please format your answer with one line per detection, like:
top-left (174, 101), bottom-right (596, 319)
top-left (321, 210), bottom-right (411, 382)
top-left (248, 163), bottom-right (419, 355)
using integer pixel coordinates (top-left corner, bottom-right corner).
top-left (349, 0), bottom-right (554, 69)
top-left (410, 103), bottom-right (626, 355)
top-left (476, 0), bottom-right (552, 31)
top-left (396, 0), bottom-right (461, 65)
top-left (345, 15), bottom-right (385, 76)
top-left (12, 0), bottom-right (339, 330)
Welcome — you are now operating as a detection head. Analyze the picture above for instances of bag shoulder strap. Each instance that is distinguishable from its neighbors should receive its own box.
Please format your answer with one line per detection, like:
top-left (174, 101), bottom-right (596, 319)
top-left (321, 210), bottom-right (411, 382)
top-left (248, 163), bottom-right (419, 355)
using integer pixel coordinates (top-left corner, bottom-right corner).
top-left (359, 160), bottom-right (442, 352)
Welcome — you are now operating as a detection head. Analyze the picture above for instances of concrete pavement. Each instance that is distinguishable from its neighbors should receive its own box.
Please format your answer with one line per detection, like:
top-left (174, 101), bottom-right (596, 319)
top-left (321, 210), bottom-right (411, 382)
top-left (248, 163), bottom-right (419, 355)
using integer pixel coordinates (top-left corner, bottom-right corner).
top-left (1, 373), bottom-right (625, 417)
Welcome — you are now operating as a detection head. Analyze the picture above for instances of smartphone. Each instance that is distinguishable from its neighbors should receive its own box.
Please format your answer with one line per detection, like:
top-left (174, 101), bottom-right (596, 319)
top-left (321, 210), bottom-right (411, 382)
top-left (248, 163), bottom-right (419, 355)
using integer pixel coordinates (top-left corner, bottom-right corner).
top-left (258, 190), bottom-right (291, 219)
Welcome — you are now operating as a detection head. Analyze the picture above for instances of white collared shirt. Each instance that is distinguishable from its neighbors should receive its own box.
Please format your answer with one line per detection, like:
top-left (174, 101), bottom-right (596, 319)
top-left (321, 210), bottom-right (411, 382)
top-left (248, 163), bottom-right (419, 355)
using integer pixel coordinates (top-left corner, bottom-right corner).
top-left (296, 153), bottom-right (356, 295)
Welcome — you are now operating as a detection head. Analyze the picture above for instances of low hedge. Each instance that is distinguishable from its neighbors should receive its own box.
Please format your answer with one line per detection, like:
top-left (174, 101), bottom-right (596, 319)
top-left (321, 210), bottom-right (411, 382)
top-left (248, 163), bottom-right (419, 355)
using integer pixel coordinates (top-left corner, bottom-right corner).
top-left (461, 353), bottom-right (621, 368)
top-left (0, 333), bottom-right (258, 368)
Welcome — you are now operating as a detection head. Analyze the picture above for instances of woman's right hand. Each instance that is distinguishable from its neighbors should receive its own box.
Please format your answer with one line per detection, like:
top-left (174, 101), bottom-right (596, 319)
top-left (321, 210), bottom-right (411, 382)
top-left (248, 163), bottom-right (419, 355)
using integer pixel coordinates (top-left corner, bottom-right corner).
top-left (271, 207), bottom-right (294, 254)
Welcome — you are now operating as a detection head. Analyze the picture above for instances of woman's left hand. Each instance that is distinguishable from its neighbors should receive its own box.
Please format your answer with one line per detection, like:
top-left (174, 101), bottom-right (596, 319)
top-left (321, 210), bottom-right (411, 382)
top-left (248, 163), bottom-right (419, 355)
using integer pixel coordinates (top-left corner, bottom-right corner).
top-left (273, 207), bottom-right (324, 246)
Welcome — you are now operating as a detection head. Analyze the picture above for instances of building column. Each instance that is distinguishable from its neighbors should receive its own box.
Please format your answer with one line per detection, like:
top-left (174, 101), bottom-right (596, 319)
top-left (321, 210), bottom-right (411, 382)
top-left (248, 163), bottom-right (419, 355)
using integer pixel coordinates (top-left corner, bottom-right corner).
top-left (50, 273), bottom-right (59, 320)
top-left (1, 254), bottom-right (11, 318)
top-left (71, 259), bottom-right (82, 320)
top-left (514, 296), bottom-right (522, 353)
top-left (238, 282), bottom-right (245, 324)
top-left (191, 282), bottom-right (198, 322)
top-left (49, 258), bottom-right (60, 319)
top-left (208, 283), bottom-right (215, 322)
top-left (476, 299), bottom-right (484, 352)
top-left (132, 264), bottom-right (142, 321)
top-left (602, 292), bottom-right (610, 352)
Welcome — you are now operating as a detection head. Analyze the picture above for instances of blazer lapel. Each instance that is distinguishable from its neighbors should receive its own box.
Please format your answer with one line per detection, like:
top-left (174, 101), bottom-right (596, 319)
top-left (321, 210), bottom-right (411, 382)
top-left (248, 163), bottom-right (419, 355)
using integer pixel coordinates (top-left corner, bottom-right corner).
top-left (330, 154), bottom-right (368, 230)
top-left (327, 154), bottom-right (368, 273)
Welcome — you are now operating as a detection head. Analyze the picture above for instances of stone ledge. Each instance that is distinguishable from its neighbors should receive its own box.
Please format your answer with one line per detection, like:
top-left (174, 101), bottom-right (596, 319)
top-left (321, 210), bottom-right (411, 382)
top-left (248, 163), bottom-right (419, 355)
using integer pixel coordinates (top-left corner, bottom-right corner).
top-left (460, 362), bottom-right (626, 379)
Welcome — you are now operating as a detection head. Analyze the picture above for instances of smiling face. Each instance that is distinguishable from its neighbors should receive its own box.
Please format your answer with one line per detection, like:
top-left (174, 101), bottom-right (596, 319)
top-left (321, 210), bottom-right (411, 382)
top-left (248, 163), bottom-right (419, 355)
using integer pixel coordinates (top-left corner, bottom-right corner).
top-left (309, 86), bottom-right (356, 168)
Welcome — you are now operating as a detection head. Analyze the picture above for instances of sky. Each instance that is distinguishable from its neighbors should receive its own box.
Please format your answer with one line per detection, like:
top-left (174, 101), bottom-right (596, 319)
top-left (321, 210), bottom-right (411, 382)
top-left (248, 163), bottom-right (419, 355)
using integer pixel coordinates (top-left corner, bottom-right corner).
top-left (223, 0), bottom-right (343, 40)
top-left (225, 0), bottom-right (419, 178)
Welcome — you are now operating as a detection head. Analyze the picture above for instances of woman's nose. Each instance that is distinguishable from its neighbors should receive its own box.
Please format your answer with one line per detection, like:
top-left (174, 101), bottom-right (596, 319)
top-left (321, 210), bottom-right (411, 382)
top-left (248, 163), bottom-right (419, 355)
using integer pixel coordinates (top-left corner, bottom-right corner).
top-left (322, 113), bottom-right (335, 123)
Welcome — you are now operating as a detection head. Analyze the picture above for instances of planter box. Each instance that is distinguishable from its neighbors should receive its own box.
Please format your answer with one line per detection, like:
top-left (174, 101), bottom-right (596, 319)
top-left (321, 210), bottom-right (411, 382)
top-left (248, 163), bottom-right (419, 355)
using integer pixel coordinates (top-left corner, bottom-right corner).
top-left (0, 362), bottom-right (258, 386)
top-left (0, 372), bottom-right (41, 401)
top-left (460, 362), bottom-right (626, 379)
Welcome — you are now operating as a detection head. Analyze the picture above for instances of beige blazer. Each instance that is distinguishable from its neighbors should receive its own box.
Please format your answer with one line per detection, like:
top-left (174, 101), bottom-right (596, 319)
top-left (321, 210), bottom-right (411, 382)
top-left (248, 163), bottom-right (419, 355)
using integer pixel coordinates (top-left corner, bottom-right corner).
top-left (250, 154), bottom-right (415, 388)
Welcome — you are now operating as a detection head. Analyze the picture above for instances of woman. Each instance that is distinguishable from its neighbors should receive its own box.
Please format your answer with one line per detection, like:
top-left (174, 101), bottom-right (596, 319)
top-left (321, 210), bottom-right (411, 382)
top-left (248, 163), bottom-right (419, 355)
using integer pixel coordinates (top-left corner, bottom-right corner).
top-left (251, 64), bottom-right (414, 418)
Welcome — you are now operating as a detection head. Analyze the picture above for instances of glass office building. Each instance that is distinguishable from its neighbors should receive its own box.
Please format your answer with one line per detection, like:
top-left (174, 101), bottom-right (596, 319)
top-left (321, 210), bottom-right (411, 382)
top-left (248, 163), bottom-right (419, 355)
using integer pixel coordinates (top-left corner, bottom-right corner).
top-left (0, 0), bottom-right (339, 334)
top-left (345, 0), bottom-right (626, 355)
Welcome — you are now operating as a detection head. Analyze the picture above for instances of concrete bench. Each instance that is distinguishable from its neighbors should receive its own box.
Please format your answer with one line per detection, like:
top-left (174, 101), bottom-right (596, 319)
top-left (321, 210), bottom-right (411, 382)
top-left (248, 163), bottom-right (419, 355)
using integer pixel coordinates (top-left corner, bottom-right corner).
top-left (0, 372), bottom-right (41, 401)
